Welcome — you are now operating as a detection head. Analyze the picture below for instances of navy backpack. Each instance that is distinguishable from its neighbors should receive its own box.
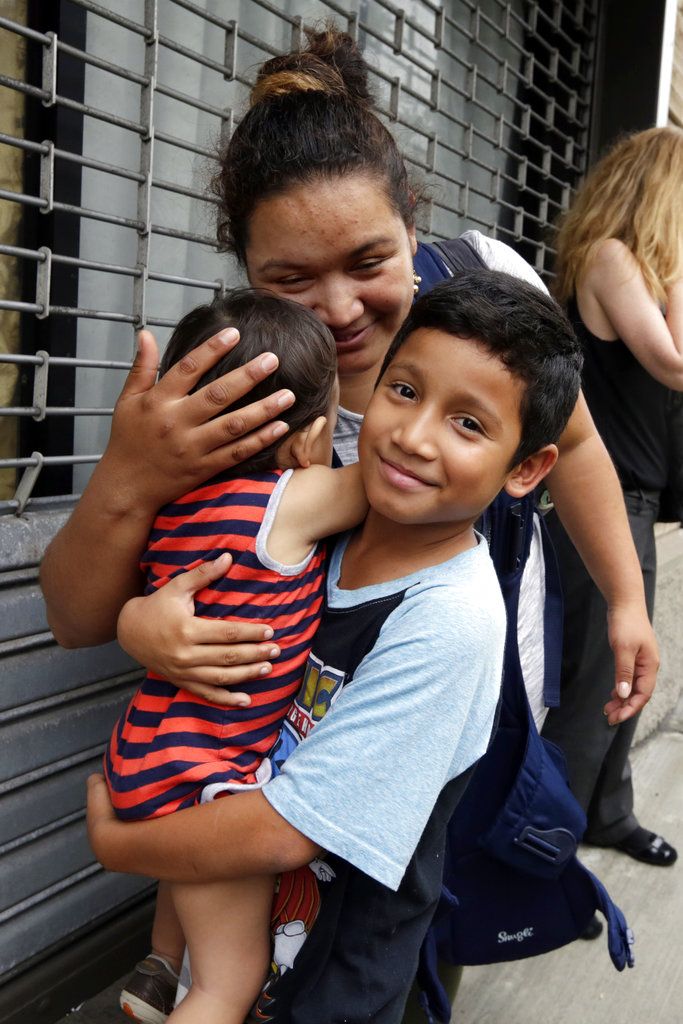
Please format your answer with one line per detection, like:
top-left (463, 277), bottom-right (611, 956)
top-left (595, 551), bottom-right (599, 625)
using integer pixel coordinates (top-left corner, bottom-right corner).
top-left (412, 239), bottom-right (635, 1024)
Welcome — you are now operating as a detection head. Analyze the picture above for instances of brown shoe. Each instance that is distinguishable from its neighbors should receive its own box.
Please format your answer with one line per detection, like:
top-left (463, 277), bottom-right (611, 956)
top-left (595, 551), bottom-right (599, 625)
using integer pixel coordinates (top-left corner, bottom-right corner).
top-left (119, 954), bottom-right (179, 1024)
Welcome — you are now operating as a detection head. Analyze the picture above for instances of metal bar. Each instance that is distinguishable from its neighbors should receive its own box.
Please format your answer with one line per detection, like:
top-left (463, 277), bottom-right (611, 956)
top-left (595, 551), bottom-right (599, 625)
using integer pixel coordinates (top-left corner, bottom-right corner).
top-left (0, 455), bottom-right (99, 468)
top-left (154, 128), bottom-right (217, 160)
top-left (133, 0), bottom-right (158, 329)
top-left (0, 353), bottom-right (131, 369)
top-left (155, 81), bottom-right (231, 121)
top-left (67, 0), bottom-right (150, 38)
top-left (56, 38), bottom-right (148, 86)
top-left (0, 14), bottom-right (49, 44)
top-left (0, 407), bottom-right (114, 416)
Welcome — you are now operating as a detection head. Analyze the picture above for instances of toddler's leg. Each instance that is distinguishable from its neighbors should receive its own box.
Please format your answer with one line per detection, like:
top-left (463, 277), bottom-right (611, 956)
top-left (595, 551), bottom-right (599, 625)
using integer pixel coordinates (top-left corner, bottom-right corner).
top-left (119, 882), bottom-right (183, 1022)
top-left (153, 880), bottom-right (185, 972)
top-left (167, 875), bottom-right (274, 1024)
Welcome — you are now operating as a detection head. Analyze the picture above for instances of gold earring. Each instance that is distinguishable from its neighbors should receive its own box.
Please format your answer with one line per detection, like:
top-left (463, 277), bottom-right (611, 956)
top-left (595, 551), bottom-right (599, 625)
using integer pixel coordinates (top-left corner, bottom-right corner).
top-left (413, 273), bottom-right (422, 295)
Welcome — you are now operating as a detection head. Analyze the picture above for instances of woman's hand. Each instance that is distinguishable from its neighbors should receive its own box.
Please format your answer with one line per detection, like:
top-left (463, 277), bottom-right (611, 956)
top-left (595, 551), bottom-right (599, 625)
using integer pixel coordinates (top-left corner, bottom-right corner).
top-left (603, 602), bottom-right (660, 725)
top-left (41, 327), bottom-right (295, 647)
top-left (105, 327), bottom-right (296, 513)
top-left (117, 555), bottom-right (281, 705)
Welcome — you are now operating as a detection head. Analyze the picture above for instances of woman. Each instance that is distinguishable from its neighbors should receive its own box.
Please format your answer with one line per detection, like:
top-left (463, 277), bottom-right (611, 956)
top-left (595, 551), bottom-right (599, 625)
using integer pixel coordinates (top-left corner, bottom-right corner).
top-left (542, 126), bottom-right (683, 868)
top-left (45, 28), bottom-right (657, 1022)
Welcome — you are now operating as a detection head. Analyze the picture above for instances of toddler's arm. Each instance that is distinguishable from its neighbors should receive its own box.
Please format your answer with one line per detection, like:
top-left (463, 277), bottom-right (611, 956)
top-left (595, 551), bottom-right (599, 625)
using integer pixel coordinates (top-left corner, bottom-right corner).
top-left (266, 464), bottom-right (368, 565)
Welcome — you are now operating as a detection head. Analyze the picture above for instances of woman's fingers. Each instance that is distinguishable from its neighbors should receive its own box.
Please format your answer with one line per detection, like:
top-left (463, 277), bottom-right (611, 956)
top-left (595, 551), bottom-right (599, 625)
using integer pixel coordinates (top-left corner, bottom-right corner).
top-left (177, 640), bottom-right (280, 671)
top-left (118, 330), bottom-right (161, 398)
top-left (157, 331), bottom-right (289, 421)
top-left (177, 661), bottom-right (281, 705)
top-left (155, 327), bottom-right (241, 398)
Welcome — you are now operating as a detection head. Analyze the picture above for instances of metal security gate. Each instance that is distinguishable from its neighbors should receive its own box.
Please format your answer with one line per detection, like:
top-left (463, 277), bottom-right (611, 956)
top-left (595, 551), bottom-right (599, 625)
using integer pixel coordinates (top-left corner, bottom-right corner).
top-left (0, 0), bottom-right (598, 1017)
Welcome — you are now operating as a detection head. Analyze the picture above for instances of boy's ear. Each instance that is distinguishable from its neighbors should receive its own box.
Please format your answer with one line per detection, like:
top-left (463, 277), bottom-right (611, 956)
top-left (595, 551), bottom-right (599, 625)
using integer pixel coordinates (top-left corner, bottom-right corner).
top-left (504, 444), bottom-right (558, 498)
top-left (288, 416), bottom-right (328, 469)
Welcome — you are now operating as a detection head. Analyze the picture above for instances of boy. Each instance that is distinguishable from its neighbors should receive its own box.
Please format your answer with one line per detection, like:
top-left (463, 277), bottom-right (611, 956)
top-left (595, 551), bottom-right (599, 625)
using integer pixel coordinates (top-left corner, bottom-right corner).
top-left (105, 289), bottom-right (368, 1024)
top-left (89, 270), bottom-right (582, 1024)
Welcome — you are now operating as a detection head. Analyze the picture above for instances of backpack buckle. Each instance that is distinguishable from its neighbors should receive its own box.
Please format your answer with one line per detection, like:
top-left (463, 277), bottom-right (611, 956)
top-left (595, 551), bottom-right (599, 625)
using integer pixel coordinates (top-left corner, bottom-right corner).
top-left (513, 825), bottom-right (577, 865)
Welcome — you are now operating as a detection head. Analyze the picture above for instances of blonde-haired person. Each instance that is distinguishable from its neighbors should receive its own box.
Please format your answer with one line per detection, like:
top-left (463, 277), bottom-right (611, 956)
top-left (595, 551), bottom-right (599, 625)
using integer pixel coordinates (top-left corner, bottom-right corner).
top-left (542, 126), bottom-right (683, 874)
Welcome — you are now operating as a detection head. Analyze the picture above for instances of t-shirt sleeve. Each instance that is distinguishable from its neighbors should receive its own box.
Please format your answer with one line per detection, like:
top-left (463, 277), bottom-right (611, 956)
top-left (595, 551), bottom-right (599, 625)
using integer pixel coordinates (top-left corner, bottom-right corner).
top-left (263, 577), bottom-right (505, 890)
top-left (460, 229), bottom-right (549, 294)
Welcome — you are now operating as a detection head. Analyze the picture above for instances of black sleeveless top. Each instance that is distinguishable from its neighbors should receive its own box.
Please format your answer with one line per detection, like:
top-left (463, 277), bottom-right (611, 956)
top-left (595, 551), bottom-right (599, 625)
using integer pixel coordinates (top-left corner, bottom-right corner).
top-left (569, 297), bottom-right (669, 491)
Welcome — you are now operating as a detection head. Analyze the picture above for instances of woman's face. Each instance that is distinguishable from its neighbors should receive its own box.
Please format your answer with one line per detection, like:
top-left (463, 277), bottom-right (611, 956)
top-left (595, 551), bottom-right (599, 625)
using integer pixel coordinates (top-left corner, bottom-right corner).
top-left (245, 174), bottom-right (417, 409)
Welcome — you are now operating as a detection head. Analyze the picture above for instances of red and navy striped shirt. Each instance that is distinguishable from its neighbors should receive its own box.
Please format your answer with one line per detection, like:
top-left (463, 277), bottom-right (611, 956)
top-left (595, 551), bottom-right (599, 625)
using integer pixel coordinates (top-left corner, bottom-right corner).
top-left (105, 469), bottom-right (326, 820)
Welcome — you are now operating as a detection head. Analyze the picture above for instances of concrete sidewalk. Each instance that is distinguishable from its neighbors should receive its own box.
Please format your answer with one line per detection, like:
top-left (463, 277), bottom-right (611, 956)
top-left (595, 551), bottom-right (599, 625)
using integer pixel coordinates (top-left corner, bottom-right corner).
top-left (59, 700), bottom-right (683, 1024)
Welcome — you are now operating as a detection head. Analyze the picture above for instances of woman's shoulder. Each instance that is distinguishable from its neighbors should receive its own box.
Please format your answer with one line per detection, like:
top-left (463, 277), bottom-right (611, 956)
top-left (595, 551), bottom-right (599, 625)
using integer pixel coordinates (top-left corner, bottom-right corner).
top-left (585, 237), bottom-right (638, 279)
top-left (460, 230), bottom-right (548, 292)
top-left (580, 238), bottom-right (645, 309)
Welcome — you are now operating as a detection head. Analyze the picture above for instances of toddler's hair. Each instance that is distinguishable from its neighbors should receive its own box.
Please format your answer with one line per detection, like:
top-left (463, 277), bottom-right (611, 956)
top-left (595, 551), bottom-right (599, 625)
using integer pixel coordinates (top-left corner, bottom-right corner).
top-left (379, 270), bottom-right (583, 465)
top-left (160, 288), bottom-right (337, 475)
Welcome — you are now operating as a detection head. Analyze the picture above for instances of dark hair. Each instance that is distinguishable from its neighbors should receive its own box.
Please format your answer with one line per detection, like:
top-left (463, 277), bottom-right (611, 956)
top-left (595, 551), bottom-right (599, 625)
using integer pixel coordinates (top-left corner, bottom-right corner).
top-left (378, 270), bottom-right (583, 465)
top-left (212, 27), bottom-right (417, 262)
top-left (160, 288), bottom-right (337, 475)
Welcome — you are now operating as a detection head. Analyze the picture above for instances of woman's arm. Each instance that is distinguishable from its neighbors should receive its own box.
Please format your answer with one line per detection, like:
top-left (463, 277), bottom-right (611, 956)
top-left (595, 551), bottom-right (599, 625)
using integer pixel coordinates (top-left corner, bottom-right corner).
top-left (87, 774), bottom-right (318, 881)
top-left (547, 393), bottom-right (659, 722)
top-left (580, 239), bottom-right (683, 390)
top-left (41, 329), bottom-right (295, 647)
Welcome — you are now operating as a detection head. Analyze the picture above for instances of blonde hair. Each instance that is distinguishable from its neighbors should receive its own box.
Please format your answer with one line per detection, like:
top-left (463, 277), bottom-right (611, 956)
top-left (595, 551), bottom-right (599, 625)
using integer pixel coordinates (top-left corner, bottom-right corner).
top-left (553, 127), bottom-right (683, 305)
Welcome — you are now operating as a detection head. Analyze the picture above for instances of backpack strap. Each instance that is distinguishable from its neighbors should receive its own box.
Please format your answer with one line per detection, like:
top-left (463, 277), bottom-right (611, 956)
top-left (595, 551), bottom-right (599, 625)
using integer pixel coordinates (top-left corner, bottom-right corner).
top-left (587, 869), bottom-right (636, 970)
top-left (538, 513), bottom-right (563, 707)
top-left (429, 236), bottom-right (488, 274)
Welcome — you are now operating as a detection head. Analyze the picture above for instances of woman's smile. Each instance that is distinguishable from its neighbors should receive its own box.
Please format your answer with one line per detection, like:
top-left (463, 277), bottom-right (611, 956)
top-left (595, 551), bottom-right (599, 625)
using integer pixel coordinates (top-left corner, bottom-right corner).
top-left (332, 321), bottom-right (374, 351)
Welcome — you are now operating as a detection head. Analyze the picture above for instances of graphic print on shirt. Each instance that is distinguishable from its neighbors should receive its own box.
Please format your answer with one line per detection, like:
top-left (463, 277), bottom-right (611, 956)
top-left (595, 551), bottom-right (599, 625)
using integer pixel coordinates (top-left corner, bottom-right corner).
top-left (248, 651), bottom-right (346, 1023)
top-left (248, 583), bottom-right (408, 1022)
top-left (249, 857), bottom-right (337, 1023)
top-left (269, 651), bottom-right (347, 776)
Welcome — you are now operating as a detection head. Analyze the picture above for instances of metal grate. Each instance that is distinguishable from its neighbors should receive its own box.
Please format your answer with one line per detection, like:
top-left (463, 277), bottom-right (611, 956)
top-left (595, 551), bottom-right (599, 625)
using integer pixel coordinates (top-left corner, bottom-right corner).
top-left (0, 0), bottom-right (598, 515)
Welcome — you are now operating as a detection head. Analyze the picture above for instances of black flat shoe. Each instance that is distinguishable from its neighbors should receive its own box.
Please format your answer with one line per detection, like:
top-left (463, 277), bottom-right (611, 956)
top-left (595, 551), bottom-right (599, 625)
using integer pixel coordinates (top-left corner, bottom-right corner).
top-left (615, 827), bottom-right (678, 866)
top-left (579, 914), bottom-right (603, 940)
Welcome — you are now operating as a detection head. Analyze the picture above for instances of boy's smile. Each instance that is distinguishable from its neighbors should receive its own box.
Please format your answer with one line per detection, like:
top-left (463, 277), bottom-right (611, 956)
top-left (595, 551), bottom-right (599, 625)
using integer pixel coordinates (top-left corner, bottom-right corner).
top-left (358, 328), bottom-right (526, 531)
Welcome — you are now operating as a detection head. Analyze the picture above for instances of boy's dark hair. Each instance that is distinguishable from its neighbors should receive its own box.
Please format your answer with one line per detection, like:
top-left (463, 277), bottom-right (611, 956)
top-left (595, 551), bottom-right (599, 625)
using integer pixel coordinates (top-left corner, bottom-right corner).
top-left (378, 270), bottom-right (583, 466)
top-left (160, 288), bottom-right (337, 475)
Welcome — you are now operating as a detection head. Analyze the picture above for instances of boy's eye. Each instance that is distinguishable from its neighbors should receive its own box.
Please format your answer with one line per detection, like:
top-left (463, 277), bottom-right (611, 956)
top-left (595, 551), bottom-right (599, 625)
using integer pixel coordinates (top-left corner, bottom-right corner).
top-left (390, 382), bottom-right (417, 400)
top-left (455, 416), bottom-right (482, 434)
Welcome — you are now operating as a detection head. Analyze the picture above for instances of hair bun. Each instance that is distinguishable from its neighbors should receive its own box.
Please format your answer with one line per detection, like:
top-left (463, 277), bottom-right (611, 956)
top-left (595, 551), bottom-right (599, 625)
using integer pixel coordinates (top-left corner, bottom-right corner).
top-left (251, 27), bottom-right (372, 107)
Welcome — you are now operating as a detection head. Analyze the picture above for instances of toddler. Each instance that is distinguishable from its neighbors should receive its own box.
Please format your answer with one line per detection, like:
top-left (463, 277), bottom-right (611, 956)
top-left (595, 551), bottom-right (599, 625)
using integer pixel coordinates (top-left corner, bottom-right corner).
top-left (105, 289), bottom-right (367, 1023)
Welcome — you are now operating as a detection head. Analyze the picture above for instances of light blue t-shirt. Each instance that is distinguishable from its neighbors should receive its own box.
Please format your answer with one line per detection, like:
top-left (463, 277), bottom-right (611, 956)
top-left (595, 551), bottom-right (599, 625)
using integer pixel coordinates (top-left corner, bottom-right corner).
top-left (263, 532), bottom-right (505, 891)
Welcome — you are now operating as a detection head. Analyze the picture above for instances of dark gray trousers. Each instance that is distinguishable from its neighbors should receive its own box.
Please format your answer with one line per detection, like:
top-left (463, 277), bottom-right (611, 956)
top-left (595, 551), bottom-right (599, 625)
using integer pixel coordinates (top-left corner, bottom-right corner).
top-left (541, 490), bottom-right (658, 845)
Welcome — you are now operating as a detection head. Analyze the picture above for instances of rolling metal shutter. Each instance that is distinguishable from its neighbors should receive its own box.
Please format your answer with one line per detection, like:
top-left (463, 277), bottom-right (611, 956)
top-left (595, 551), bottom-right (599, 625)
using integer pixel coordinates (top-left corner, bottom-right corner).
top-left (0, 0), bottom-right (598, 1003)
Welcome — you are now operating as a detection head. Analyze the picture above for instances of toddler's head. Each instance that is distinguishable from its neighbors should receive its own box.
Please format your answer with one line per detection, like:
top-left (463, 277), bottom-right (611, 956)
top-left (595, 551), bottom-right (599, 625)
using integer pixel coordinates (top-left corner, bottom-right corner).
top-left (160, 288), bottom-right (338, 472)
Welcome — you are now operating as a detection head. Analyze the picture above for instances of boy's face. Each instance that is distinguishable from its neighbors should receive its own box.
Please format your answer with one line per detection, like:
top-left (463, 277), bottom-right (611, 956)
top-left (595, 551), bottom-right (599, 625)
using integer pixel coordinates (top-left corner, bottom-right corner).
top-left (359, 328), bottom-right (525, 527)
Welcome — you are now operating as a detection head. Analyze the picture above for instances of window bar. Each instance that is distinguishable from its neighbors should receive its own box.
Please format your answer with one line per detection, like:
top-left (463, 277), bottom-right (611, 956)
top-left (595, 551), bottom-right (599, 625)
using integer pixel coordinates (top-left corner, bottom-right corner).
top-left (133, 0), bottom-right (159, 334)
